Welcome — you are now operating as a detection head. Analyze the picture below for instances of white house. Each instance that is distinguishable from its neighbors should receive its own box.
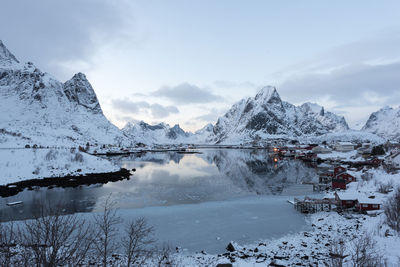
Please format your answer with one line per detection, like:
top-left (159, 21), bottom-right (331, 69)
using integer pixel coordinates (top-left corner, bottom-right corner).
top-left (335, 142), bottom-right (355, 152)
top-left (386, 151), bottom-right (400, 169)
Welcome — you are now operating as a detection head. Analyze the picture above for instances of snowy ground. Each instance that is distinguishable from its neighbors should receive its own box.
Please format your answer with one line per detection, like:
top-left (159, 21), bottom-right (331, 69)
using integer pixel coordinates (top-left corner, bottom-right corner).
top-left (175, 168), bottom-right (400, 266)
top-left (0, 148), bottom-right (119, 185)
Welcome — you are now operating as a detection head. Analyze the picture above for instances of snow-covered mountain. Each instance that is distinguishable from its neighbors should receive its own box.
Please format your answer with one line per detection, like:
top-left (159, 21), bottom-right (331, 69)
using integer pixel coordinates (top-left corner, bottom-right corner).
top-left (0, 40), bottom-right (129, 147)
top-left (122, 121), bottom-right (192, 144)
top-left (362, 106), bottom-right (400, 141)
top-left (212, 86), bottom-right (349, 143)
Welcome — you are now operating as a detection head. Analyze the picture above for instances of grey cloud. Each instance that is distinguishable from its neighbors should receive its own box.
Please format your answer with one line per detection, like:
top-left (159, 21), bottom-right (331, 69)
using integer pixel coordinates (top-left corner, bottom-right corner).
top-left (150, 103), bottom-right (179, 118)
top-left (0, 0), bottom-right (133, 80)
top-left (111, 98), bottom-right (179, 119)
top-left (153, 83), bottom-right (224, 104)
top-left (280, 62), bottom-right (400, 107)
top-left (112, 99), bottom-right (150, 114)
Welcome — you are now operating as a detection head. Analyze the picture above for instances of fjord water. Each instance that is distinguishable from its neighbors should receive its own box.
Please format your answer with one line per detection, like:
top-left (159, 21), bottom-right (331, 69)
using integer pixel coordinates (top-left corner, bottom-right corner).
top-left (0, 149), bottom-right (318, 253)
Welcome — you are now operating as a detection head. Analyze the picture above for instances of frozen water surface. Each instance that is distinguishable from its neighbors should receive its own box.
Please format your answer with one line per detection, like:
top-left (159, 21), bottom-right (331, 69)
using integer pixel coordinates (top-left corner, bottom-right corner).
top-left (0, 149), bottom-right (319, 253)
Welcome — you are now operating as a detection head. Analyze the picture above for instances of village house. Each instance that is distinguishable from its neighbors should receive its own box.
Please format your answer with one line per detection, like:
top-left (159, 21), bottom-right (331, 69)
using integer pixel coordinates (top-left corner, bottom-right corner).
top-left (385, 150), bottom-right (400, 169)
top-left (356, 197), bottom-right (382, 212)
top-left (334, 192), bottom-right (358, 209)
top-left (357, 143), bottom-right (372, 157)
top-left (336, 172), bottom-right (356, 183)
top-left (332, 178), bottom-right (347, 189)
top-left (334, 166), bottom-right (347, 176)
top-left (334, 142), bottom-right (355, 152)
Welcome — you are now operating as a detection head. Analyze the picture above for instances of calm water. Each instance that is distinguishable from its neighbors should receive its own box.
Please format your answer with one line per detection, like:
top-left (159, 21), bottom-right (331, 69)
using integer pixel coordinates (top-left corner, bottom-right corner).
top-left (0, 149), bottom-right (319, 252)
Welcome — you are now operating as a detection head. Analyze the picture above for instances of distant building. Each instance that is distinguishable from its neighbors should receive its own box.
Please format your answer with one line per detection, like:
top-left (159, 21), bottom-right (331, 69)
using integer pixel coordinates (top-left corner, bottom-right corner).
top-left (312, 146), bottom-right (332, 154)
top-left (335, 142), bottom-right (355, 152)
top-left (385, 151), bottom-right (400, 169)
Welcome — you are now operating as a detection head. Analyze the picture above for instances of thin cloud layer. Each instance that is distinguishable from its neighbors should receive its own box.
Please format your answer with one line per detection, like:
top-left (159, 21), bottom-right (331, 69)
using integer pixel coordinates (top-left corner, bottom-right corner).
top-left (153, 83), bottom-right (224, 104)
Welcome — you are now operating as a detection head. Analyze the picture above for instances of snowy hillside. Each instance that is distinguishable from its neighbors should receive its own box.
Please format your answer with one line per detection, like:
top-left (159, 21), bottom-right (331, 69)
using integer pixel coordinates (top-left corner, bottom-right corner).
top-left (0, 40), bottom-right (129, 148)
top-left (212, 86), bottom-right (349, 143)
top-left (362, 106), bottom-right (400, 141)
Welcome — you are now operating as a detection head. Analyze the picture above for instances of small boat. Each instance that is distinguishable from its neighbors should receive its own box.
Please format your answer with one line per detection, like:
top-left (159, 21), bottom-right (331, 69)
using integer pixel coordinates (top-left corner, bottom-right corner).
top-left (6, 201), bottom-right (23, 206)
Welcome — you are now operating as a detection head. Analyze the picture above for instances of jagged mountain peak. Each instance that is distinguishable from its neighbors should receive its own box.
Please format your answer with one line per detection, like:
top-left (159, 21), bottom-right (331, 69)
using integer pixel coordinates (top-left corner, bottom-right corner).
top-left (0, 39), bottom-right (128, 147)
top-left (0, 40), bottom-right (19, 66)
top-left (212, 87), bottom-right (349, 143)
top-left (254, 86), bottom-right (281, 104)
top-left (63, 72), bottom-right (102, 114)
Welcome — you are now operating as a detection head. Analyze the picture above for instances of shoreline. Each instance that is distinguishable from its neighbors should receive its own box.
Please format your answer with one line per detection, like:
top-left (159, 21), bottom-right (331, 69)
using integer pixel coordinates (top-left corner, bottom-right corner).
top-left (0, 168), bottom-right (131, 198)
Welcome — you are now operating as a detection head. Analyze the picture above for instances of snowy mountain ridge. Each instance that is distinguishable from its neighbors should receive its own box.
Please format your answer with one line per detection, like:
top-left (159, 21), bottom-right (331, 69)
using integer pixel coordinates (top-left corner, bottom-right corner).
top-left (212, 86), bottom-right (350, 143)
top-left (122, 121), bottom-right (192, 144)
top-left (0, 40), bottom-right (129, 148)
top-left (362, 106), bottom-right (400, 141)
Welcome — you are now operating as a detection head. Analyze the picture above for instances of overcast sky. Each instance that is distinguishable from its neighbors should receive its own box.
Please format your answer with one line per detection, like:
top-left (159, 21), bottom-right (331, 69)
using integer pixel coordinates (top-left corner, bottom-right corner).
top-left (1, 0), bottom-right (400, 131)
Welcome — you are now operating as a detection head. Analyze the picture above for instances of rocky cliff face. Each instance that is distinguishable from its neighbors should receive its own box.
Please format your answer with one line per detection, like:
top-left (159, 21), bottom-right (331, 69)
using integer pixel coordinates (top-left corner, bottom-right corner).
top-left (362, 106), bottom-right (400, 141)
top-left (0, 40), bottom-right (128, 147)
top-left (212, 86), bottom-right (349, 143)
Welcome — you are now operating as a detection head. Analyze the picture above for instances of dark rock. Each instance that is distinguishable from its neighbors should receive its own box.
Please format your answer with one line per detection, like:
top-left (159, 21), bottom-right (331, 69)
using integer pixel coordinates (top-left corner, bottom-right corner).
top-left (226, 242), bottom-right (236, 252)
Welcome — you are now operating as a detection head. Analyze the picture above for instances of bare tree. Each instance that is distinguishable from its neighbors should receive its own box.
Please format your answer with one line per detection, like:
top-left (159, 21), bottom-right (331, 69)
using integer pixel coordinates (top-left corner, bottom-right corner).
top-left (349, 233), bottom-right (386, 267)
top-left (385, 187), bottom-right (400, 232)
top-left (18, 202), bottom-right (93, 267)
top-left (93, 195), bottom-right (121, 267)
top-left (123, 217), bottom-right (155, 267)
top-left (0, 222), bottom-right (18, 267)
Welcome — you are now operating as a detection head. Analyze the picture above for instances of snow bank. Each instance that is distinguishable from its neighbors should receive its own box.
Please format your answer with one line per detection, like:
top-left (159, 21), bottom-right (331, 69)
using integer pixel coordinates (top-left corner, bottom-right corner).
top-left (0, 148), bottom-right (119, 185)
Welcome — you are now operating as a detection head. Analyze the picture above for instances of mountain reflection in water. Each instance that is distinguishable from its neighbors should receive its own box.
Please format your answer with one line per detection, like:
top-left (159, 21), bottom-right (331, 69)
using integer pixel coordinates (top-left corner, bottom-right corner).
top-left (0, 149), bottom-right (318, 222)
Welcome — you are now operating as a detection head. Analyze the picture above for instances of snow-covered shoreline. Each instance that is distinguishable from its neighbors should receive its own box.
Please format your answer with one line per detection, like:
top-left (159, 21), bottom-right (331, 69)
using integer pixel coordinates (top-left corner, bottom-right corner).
top-left (176, 168), bottom-right (400, 266)
top-left (0, 148), bottom-right (120, 185)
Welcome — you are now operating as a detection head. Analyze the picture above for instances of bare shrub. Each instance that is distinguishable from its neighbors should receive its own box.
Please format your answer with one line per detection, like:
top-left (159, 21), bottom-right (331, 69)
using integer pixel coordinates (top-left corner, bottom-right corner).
top-left (361, 172), bottom-right (373, 182)
top-left (385, 187), bottom-right (400, 232)
top-left (155, 243), bottom-right (177, 267)
top-left (93, 196), bottom-right (122, 267)
top-left (18, 202), bottom-right (93, 267)
top-left (44, 149), bottom-right (57, 161)
top-left (378, 181), bottom-right (393, 194)
top-left (123, 217), bottom-right (156, 267)
top-left (349, 233), bottom-right (385, 267)
top-left (72, 152), bottom-right (84, 163)
top-left (0, 222), bottom-right (18, 267)
top-left (328, 237), bottom-right (347, 267)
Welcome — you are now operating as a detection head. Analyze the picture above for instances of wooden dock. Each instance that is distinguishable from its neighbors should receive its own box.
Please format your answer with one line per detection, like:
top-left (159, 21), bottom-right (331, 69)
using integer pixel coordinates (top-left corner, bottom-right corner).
top-left (293, 197), bottom-right (337, 213)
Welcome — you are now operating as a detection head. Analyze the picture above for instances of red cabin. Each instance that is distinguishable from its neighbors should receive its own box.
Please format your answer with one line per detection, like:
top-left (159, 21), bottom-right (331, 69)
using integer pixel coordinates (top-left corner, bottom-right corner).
top-left (332, 179), bottom-right (346, 189)
top-left (334, 166), bottom-right (346, 176)
top-left (334, 192), bottom-right (357, 208)
top-left (336, 173), bottom-right (356, 183)
top-left (356, 198), bottom-right (382, 211)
